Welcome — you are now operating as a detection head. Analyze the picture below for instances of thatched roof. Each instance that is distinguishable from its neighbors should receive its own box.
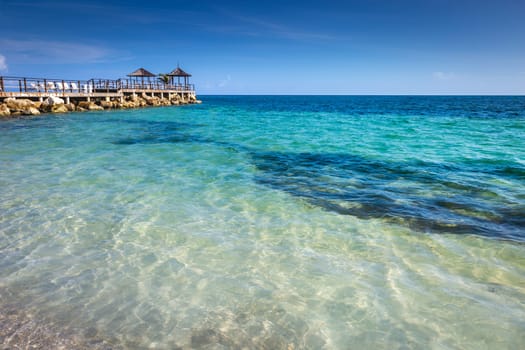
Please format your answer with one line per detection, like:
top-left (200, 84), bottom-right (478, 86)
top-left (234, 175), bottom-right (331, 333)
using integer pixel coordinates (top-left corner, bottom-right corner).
top-left (127, 67), bottom-right (156, 77)
top-left (168, 67), bottom-right (192, 77)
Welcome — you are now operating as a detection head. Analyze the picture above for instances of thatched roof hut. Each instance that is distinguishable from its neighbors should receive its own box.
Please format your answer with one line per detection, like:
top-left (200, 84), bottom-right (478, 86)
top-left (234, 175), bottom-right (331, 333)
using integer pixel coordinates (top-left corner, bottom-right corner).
top-left (127, 67), bottom-right (156, 88)
top-left (168, 67), bottom-right (192, 77)
top-left (167, 66), bottom-right (192, 85)
top-left (127, 68), bottom-right (156, 78)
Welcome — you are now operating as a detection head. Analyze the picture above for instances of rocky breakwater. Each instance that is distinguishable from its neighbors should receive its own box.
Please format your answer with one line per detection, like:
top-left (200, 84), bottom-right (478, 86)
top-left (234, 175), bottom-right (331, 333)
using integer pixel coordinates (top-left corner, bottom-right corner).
top-left (0, 94), bottom-right (201, 118)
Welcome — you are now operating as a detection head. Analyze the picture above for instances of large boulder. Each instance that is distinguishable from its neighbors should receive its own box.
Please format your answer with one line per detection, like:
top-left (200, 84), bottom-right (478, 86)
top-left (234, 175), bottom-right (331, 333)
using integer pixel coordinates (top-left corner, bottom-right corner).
top-left (22, 107), bottom-right (41, 116)
top-left (77, 101), bottom-right (103, 111)
top-left (122, 101), bottom-right (138, 108)
top-left (144, 96), bottom-right (160, 106)
top-left (4, 98), bottom-right (35, 110)
top-left (112, 101), bottom-right (123, 109)
top-left (39, 98), bottom-right (65, 113)
top-left (0, 103), bottom-right (11, 117)
top-left (77, 101), bottom-right (91, 109)
top-left (133, 97), bottom-right (147, 107)
top-left (89, 104), bottom-right (104, 111)
top-left (42, 96), bottom-right (65, 106)
top-left (100, 100), bottom-right (113, 109)
top-left (51, 104), bottom-right (69, 113)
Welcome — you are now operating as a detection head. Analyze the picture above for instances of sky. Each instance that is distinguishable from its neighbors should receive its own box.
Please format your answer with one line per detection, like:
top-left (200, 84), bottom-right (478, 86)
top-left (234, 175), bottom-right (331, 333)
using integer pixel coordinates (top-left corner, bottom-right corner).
top-left (0, 0), bottom-right (524, 95)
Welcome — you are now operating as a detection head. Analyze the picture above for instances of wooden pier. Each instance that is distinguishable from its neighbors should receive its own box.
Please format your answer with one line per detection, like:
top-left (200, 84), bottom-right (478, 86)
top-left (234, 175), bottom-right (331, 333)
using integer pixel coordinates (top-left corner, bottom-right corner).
top-left (0, 75), bottom-right (196, 104)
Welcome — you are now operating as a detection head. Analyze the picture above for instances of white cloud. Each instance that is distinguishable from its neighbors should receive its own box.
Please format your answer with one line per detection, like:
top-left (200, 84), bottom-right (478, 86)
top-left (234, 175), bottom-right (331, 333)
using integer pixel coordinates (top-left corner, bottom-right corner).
top-left (0, 55), bottom-right (7, 71)
top-left (433, 71), bottom-right (456, 80)
top-left (0, 39), bottom-right (113, 64)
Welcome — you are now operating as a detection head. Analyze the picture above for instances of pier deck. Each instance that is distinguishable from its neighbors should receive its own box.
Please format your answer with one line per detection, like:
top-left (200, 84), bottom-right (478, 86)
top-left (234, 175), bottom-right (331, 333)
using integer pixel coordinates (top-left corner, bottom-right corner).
top-left (0, 76), bottom-right (196, 102)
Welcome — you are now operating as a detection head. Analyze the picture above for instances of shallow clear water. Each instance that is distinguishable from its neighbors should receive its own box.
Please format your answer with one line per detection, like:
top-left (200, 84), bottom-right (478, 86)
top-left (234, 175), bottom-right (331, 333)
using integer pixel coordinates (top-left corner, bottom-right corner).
top-left (1, 96), bottom-right (524, 349)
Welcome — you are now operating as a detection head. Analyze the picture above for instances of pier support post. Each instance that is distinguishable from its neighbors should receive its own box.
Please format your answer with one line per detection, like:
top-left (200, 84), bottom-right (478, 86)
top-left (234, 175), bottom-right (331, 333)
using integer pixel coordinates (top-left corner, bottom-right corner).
top-left (87, 96), bottom-right (91, 102)
top-left (105, 96), bottom-right (110, 102)
top-left (66, 97), bottom-right (70, 104)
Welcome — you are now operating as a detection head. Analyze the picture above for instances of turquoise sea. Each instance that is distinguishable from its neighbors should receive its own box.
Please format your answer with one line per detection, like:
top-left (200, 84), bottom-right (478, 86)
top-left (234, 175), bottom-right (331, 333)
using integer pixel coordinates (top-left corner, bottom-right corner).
top-left (1, 96), bottom-right (524, 349)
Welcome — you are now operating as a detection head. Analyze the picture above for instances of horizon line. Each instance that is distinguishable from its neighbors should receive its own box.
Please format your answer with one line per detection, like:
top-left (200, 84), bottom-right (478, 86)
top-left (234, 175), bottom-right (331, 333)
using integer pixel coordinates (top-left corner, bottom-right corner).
top-left (197, 94), bottom-right (525, 97)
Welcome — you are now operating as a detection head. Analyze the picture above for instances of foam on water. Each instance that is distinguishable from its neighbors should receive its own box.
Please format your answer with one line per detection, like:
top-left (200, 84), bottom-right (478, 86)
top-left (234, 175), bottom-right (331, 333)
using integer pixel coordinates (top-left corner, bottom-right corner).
top-left (1, 96), bottom-right (524, 349)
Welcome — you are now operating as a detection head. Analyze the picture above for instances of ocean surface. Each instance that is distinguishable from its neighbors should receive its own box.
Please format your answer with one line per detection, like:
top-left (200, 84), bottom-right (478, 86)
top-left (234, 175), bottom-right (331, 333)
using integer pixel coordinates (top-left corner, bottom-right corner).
top-left (1, 96), bottom-right (524, 349)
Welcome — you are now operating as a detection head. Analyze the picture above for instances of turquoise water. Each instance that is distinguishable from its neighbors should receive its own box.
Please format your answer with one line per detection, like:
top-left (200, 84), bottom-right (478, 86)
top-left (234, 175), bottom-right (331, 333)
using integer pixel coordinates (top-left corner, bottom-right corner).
top-left (1, 96), bottom-right (524, 348)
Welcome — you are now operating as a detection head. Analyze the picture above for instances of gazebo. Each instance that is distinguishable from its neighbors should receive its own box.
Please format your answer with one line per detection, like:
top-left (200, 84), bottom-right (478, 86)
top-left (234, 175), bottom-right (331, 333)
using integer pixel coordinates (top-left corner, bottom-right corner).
top-left (167, 66), bottom-right (192, 88)
top-left (127, 67), bottom-right (156, 88)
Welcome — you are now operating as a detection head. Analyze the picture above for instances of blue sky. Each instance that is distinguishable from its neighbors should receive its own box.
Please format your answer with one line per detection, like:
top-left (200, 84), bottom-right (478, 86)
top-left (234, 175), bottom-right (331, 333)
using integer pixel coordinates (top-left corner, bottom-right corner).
top-left (1, 0), bottom-right (524, 94)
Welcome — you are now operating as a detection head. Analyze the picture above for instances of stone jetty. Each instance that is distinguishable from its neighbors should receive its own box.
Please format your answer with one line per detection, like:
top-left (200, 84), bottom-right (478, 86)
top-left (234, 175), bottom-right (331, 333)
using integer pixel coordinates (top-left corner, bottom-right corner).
top-left (0, 66), bottom-right (201, 118)
top-left (0, 94), bottom-right (201, 118)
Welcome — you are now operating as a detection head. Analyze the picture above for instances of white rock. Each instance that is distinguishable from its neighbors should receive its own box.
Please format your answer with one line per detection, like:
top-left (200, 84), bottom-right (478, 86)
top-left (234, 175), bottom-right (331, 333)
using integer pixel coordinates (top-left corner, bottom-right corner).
top-left (43, 96), bottom-right (65, 106)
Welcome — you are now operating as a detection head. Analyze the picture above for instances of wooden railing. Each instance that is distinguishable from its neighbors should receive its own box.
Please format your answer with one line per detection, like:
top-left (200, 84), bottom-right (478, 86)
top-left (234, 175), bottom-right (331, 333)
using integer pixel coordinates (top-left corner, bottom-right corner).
top-left (120, 79), bottom-right (194, 91)
top-left (0, 76), bottom-right (195, 95)
top-left (0, 76), bottom-right (94, 94)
